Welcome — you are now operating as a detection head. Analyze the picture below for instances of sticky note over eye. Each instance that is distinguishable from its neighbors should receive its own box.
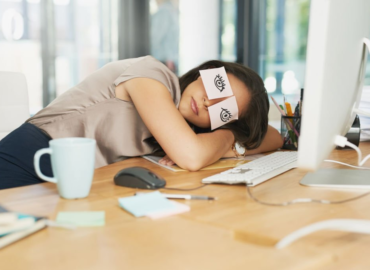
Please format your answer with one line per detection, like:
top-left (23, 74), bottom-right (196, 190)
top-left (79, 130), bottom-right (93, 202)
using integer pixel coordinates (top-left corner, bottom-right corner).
top-left (208, 96), bottom-right (239, 130)
top-left (199, 67), bottom-right (234, 99)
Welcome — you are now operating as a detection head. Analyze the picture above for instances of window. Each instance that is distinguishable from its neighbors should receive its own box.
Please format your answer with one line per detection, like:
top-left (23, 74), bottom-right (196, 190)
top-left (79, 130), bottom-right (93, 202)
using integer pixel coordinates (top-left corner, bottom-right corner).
top-left (0, 0), bottom-right (118, 114)
top-left (150, 0), bottom-right (224, 76)
top-left (53, 0), bottom-right (119, 96)
top-left (262, 0), bottom-right (310, 99)
top-left (220, 0), bottom-right (237, 62)
top-left (0, 0), bottom-right (42, 114)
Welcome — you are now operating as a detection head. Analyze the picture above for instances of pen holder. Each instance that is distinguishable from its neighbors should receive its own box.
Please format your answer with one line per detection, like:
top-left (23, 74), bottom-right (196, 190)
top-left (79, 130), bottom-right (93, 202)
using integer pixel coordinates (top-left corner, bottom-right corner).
top-left (281, 116), bottom-right (301, 150)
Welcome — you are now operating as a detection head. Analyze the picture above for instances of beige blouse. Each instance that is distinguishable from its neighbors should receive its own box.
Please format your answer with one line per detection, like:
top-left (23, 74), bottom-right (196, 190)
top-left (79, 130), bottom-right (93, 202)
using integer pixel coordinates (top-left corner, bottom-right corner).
top-left (27, 56), bottom-right (181, 168)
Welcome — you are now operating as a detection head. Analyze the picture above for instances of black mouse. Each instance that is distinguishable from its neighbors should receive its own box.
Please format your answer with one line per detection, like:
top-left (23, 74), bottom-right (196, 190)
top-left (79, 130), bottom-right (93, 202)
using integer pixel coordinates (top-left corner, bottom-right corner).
top-left (114, 167), bottom-right (166, 189)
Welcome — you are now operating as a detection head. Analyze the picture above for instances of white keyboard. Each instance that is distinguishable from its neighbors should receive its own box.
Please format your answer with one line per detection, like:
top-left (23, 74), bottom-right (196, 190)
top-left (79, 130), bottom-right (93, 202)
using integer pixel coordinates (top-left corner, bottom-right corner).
top-left (202, 152), bottom-right (298, 186)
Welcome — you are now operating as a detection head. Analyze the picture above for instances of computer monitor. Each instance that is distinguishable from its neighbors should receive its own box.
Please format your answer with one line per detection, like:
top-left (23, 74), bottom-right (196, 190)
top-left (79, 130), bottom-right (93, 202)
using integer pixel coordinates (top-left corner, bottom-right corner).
top-left (297, 0), bottom-right (370, 187)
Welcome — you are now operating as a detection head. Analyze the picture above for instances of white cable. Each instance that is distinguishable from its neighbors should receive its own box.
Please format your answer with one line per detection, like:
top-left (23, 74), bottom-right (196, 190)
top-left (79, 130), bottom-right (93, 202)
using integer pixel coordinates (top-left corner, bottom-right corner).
top-left (246, 136), bottom-right (370, 206)
top-left (324, 159), bottom-right (370, 169)
top-left (353, 108), bottom-right (370, 118)
top-left (345, 140), bottom-right (362, 166)
top-left (360, 155), bottom-right (370, 166)
top-left (276, 219), bottom-right (370, 249)
top-left (333, 135), bottom-right (370, 167)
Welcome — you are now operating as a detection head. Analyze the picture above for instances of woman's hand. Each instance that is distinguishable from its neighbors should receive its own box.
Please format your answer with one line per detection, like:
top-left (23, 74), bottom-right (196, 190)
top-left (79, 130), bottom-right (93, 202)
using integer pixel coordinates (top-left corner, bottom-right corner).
top-left (159, 155), bottom-right (176, 166)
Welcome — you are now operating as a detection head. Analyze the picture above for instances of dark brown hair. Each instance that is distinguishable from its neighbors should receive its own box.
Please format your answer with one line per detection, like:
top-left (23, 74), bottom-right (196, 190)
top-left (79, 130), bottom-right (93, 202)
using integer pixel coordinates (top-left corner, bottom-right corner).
top-left (179, 60), bottom-right (269, 150)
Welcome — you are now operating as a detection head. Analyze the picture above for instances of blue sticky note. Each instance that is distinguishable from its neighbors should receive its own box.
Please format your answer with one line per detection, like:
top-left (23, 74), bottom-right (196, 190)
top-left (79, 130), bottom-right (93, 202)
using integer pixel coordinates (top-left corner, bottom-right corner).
top-left (118, 191), bottom-right (176, 217)
top-left (56, 211), bottom-right (105, 227)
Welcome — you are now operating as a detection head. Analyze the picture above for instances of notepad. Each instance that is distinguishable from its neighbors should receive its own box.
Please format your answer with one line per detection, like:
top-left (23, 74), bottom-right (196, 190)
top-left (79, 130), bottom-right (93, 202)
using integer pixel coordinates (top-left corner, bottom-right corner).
top-left (146, 200), bottom-right (190, 220)
top-left (56, 211), bottom-right (105, 227)
top-left (0, 205), bottom-right (47, 249)
top-left (118, 191), bottom-right (176, 217)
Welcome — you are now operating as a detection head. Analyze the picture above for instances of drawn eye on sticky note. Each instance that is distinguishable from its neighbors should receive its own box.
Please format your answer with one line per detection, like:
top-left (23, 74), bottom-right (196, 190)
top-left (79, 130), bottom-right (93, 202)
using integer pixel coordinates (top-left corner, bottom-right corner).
top-left (214, 74), bottom-right (226, 92)
top-left (220, 108), bottom-right (232, 122)
top-left (208, 96), bottom-right (239, 130)
top-left (199, 67), bottom-right (233, 100)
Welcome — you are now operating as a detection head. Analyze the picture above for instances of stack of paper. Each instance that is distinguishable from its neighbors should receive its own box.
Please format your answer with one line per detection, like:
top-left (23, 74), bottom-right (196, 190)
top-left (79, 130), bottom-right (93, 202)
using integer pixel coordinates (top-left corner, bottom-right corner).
top-left (0, 206), bottom-right (47, 249)
top-left (360, 86), bottom-right (370, 141)
top-left (118, 191), bottom-right (190, 219)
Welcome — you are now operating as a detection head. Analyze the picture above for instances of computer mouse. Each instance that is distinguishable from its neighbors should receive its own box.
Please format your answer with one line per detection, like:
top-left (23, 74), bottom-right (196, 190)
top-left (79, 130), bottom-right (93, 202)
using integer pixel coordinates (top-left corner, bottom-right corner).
top-left (114, 167), bottom-right (166, 189)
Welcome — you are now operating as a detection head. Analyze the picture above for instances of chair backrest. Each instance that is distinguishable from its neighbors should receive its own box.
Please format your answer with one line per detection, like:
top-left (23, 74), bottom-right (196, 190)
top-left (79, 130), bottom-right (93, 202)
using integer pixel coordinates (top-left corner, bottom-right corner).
top-left (0, 72), bottom-right (30, 140)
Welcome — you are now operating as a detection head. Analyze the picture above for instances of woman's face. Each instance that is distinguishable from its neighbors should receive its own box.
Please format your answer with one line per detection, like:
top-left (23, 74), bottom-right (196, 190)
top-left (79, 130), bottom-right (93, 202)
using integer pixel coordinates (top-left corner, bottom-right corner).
top-left (179, 73), bottom-right (251, 128)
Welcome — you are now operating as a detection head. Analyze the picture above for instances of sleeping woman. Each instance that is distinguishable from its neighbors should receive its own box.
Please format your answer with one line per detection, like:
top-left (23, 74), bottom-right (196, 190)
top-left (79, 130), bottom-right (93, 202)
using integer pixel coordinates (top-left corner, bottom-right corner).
top-left (0, 56), bottom-right (283, 189)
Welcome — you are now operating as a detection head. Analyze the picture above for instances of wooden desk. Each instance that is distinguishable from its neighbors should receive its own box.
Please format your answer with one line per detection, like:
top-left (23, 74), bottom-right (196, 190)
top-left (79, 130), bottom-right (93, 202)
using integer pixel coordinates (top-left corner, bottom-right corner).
top-left (1, 143), bottom-right (370, 269)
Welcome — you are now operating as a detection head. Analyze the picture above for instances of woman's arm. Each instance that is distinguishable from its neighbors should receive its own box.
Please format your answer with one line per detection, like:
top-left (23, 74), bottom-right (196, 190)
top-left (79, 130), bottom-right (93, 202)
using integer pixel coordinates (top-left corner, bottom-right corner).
top-left (120, 78), bottom-right (234, 171)
top-left (223, 125), bottom-right (284, 158)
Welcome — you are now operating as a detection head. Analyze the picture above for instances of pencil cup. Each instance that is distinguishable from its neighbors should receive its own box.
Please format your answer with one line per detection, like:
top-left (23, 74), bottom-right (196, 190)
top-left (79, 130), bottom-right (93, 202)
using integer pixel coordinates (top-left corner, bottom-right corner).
top-left (281, 116), bottom-right (301, 150)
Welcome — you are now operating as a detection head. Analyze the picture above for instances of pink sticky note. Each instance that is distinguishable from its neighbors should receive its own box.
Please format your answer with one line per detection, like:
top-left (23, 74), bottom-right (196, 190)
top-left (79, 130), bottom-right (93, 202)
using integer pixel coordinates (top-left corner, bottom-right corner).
top-left (208, 96), bottom-right (238, 130)
top-left (199, 67), bottom-right (234, 99)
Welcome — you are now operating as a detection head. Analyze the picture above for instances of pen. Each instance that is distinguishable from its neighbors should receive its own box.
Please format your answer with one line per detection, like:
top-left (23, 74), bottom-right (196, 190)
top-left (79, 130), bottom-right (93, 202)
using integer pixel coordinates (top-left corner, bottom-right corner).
top-left (270, 96), bottom-right (286, 116)
top-left (300, 88), bottom-right (304, 115)
top-left (164, 194), bottom-right (217, 200)
top-left (135, 192), bottom-right (217, 200)
top-left (294, 102), bottom-right (299, 117)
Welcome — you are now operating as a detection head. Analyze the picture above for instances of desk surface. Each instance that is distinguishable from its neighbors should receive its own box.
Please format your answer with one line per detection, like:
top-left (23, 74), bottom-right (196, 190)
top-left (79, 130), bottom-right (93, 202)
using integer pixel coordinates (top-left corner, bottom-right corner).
top-left (1, 144), bottom-right (370, 270)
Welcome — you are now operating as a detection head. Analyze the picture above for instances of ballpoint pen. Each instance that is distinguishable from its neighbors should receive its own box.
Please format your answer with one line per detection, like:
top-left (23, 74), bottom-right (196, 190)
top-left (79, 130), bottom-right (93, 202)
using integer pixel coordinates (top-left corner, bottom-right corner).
top-left (135, 192), bottom-right (217, 200)
top-left (300, 88), bottom-right (304, 115)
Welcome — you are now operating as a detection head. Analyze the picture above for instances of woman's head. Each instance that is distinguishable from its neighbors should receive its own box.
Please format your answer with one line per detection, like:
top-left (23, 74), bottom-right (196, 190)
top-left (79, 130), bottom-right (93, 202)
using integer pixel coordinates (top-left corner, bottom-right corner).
top-left (178, 60), bottom-right (269, 150)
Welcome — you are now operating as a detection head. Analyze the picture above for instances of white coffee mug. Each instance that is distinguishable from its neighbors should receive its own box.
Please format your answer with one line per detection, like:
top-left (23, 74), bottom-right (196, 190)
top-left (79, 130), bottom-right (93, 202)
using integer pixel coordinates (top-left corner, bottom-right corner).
top-left (34, 138), bottom-right (96, 199)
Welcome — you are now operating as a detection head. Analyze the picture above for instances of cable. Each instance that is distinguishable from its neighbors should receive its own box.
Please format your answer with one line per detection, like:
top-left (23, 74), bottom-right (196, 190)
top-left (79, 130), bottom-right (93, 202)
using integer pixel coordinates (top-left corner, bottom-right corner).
top-left (324, 159), bottom-right (370, 169)
top-left (345, 140), bottom-right (363, 166)
top-left (245, 135), bottom-right (370, 207)
top-left (353, 108), bottom-right (370, 118)
top-left (246, 184), bottom-right (370, 206)
top-left (333, 135), bottom-right (370, 167)
top-left (163, 184), bottom-right (209, 191)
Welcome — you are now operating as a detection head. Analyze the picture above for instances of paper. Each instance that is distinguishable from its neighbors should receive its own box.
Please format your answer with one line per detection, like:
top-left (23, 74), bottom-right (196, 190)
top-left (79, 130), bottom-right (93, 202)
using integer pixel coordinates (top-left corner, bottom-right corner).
top-left (208, 96), bottom-right (239, 130)
top-left (146, 200), bottom-right (190, 220)
top-left (199, 67), bottom-right (233, 99)
top-left (0, 213), bottom-right (18, 225)
top-left (118, 191), bottom-right (176, 217)
top-left (142, 155), bottom-right (185, 172)
top-left (56, 211), bottom-right (105, 227)
top-left (0, 217), bottom-right (35, 236)
top-left (142, 154), bottom-right (264, 172)
top-left (199, 67), bottom-right (239, 130)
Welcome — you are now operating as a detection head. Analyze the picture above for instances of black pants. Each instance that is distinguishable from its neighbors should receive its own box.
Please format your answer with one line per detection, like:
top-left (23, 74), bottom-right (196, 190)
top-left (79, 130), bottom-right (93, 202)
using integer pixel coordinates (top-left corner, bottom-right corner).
top-left (0, 123), bottom-right (53, 189)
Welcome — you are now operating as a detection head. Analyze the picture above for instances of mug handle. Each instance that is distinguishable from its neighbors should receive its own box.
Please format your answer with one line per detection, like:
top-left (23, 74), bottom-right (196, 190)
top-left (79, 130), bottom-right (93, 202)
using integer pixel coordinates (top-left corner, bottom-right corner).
top-left (34, 148), bottom-right (57, 183)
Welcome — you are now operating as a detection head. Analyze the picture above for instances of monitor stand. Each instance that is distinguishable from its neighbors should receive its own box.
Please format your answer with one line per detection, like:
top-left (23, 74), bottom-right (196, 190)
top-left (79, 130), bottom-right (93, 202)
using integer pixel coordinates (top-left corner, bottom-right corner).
top-left (300, 169), bottom-right (370, 189)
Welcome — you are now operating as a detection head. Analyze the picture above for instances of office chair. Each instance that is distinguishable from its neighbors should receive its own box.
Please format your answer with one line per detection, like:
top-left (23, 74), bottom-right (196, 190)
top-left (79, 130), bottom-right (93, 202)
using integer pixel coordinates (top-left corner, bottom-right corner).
top-left (0, 72), bottom-right (30, 140)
